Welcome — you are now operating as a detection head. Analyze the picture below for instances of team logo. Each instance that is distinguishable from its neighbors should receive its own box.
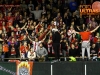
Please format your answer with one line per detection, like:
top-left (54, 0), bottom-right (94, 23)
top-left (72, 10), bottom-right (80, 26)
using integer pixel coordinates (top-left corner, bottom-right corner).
top-left (16, 61), bottom-right (33, 75)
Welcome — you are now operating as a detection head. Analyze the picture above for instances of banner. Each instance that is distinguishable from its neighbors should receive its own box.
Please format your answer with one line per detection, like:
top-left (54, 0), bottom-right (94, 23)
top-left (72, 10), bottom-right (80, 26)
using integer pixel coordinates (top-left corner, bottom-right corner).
top-left (16, 61), bottom-right (33, 75)
top-left (0, 62), bottom-right (16, 75)
top-left (0, 5), bottom-right (20, 7)
top-left (80, 1), bottom-right (100, 15)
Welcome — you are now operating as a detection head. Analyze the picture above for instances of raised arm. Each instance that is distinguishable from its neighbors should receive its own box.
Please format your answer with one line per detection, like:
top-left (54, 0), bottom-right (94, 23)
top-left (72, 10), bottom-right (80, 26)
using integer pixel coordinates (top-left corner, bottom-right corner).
top-left (72, 29), bottom-right (79, 34)
top-left (0, 38), bottom-right (3, 41)
top-left (75, 31), bottom-right (79, 34)
top-left (90, 25), bottom-right (100, 33)
top-left (28, 35), bottom-right (33, 42)
top-left (21, 22), bottom-right (27, 30)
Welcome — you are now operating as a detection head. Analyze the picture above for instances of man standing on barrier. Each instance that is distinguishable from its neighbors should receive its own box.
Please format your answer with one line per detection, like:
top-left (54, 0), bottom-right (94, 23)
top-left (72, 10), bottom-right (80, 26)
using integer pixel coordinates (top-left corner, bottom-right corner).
top-left (75, 25), bottom-right (100, 60)
top-left (52, 27), bottom-right (61, 62)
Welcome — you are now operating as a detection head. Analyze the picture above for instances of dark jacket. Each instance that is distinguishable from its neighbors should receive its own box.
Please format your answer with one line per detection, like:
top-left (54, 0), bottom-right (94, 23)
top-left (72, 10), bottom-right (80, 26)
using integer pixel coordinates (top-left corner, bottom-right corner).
top-left (61, 41), bottom-right (67, 51)
top-left (52, 31), bottom-right (61, 43)
top-left (69, 48), bottom-right (77, 57)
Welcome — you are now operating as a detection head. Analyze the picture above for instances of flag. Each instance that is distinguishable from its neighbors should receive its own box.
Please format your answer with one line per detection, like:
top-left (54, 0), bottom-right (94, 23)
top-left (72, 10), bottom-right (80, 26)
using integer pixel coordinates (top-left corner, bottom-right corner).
top-left (16, 60), bottom-right (33, 75)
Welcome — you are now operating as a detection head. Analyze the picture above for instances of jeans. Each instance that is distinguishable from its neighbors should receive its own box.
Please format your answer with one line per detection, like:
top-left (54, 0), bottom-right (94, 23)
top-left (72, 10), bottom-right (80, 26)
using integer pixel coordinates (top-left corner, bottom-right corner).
top-left (82, 41), bottom-right (90, 59)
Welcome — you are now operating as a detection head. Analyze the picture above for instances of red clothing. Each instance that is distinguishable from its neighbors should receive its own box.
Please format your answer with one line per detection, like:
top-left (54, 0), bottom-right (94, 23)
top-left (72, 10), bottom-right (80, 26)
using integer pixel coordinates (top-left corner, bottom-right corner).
top-left (11, 47), bottom-right (16, 55)
top-left (5, 16), bottom-right (14, 27)
top-left (79, 31), bottom-right (91, 41)
top-left (93, 37), bottom-right (98, 43)
top-left (38, 30), bottom-right (48, 41)
top-left (35, 24), bottom-right (42, 33)
top-left (19, 35), bottom-right (24, 41)
top-left (20, 46), bottom-right (29, 53)
top-left (47, 24), bottom-right (55, 30)
top-left (71, 38), bottom-right (77, 43)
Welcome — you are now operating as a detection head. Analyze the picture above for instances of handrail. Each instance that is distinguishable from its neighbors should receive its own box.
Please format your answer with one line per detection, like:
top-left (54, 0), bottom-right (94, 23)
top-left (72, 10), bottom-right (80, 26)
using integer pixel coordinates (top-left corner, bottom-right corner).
top-left (0, 56), bottom-right (99, 60)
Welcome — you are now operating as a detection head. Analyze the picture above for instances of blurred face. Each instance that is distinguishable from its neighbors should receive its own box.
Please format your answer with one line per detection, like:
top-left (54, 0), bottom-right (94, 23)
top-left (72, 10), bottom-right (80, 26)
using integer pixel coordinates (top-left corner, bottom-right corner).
top-left (92, 18), bottom-right (95, 21)
top-left (70, 26), bottom-right (74, 30)
top-left (45, 17), bottom-right (47, 21)
top-left (39, 43), bottom-right (43, 48)
top-left (75, 42), bottom-right (78, 45)
top-left (8, 13), bottom-right (11, 16)
top-left (40, 28), bottom-right (44, 32)
top-left (20, 15), bottom-right (22, 19)
top-left (96, 32), bottom-right (99, 36)
top-left (31, 25), bottom-right (34, 29)
top-left (92, 44), bottom-right (96, 48)
top-left (22, 19), bottom-right (25, 23)
top-left (82, 24), bottom-right (85, 27)
top-left (32, 32), bottom-right (35, 36)
top-left (2, 33), bottom-right (4, 37)
top-left (36, 7), bottom-right (39, 10)
top-left (61, 35), bottom-right (64, 39)
top-left (30, 48), bottom-right (33, 51)
top-left (24, 42), bottom-right (27, 46)
top-left (63, 24), bottom-right (66, 28)
top-left (71, 22), bottom-right (74, 25)
top-left (64, 13), bottom-right (68, 16)
top-left (30, 1), bottom-right (32, 4)
top-left (11, 32), bottom-right (14, 36)
top-left (33, 22), bottom-right (36, 25)
top-left (64, 29), bottom-right (66, 33)
top-left (64, 39), bottom-right (66, 42)
top-left (0, 30), bottom-right (2, 34)
top-left (71, 44), bottom-right (75, 49)
top-left (57, 13), bottom-right (60, 17)
top-left (12, 38), bottom-right (15, 41)
top-left (51, 21), bottom-right (54, 25)
top-left (16, 24), bottom-right (19, 28)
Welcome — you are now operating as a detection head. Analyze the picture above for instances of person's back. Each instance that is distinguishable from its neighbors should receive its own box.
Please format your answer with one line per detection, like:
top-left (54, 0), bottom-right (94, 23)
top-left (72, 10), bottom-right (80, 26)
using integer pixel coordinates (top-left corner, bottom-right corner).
top-left (79, 31), bottom-right (91, 41)
top-left (52, 31), bottom-right (61, 43)
top-left (52, 29), bottom-right (61, 61)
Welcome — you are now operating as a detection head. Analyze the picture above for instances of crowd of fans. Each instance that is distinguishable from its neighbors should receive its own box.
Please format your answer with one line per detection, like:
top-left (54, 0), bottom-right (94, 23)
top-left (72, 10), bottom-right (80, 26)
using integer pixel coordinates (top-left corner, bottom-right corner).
top-left (0, 0), bottom-right (99, 62)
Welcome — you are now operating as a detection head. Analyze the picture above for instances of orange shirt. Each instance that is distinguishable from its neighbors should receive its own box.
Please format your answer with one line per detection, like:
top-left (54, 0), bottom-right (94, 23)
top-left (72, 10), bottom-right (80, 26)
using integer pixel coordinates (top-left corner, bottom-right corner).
top-left (3, 44), bottom-right (9, 52)
top-left (79, 31), bottom-right (91, 41)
